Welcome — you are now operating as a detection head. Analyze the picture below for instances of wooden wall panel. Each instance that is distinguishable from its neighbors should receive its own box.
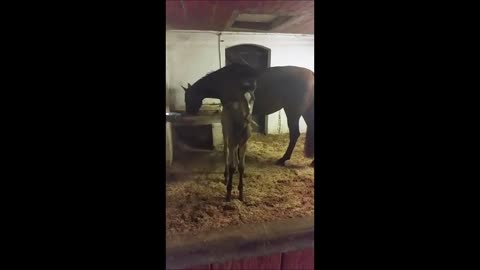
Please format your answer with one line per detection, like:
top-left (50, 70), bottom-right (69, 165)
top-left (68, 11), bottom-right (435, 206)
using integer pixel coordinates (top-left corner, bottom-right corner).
top-left (182, 264), bottom-right (210, 270)
top-left (281, 248), bottom-right (314, 270)
top-left (211, 253), bottom-right (282, 270)
top-left (180, 248), bottom-right (314, 270)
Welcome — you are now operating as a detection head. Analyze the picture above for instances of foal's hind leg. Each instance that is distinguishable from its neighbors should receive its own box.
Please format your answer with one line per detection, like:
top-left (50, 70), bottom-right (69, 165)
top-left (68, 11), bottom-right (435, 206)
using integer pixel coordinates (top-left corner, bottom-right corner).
top-left (276, 113), bottom-right (301, 166)
top-left (223, 138), bottom-right (228, 185)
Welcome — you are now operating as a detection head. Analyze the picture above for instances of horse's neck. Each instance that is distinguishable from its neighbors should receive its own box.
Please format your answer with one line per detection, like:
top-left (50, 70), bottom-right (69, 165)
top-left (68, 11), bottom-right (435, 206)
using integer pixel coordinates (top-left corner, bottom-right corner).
top-left (204, 88), bottom-right (222, 99)
top-left (193, 78), bottom-right (221, 99)
top-left (192, 85), bottom-right (219, 100)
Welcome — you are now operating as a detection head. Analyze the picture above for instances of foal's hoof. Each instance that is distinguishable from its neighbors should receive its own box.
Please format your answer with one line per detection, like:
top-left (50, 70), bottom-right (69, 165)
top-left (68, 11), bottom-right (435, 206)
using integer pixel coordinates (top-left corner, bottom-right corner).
top-left (310, 160), bottom-right (315, 167)
top-left (275, 158), bottom-right (287, 166)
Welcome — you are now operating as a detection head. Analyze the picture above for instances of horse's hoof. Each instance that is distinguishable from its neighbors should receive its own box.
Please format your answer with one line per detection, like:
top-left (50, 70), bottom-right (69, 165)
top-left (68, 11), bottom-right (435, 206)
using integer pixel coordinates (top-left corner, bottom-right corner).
top-left (275, 159), bottom-right (286, 166)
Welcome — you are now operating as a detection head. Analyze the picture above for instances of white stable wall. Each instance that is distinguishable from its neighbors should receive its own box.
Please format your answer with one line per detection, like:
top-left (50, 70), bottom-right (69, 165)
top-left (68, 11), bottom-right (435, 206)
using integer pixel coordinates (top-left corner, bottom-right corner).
top-left (166, 30), bottom-right (314, 134)
top-left (166, 43), bottom-right (173, 166)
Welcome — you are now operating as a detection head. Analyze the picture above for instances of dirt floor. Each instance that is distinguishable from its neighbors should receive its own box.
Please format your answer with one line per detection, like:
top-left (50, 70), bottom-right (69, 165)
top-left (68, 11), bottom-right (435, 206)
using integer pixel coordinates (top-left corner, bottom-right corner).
top-left (166, 133), bottom-right (314, 239)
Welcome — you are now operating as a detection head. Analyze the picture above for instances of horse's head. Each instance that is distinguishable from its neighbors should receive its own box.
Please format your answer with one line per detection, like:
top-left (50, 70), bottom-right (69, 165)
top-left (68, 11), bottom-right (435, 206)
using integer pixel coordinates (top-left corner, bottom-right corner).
top-left (182, 83), bottom-right (203, 115)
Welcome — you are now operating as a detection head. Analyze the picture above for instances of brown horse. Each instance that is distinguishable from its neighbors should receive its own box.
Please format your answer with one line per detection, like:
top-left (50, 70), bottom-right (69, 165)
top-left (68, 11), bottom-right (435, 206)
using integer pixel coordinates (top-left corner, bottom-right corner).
top-left (182, 64), bottom-right (314, 167)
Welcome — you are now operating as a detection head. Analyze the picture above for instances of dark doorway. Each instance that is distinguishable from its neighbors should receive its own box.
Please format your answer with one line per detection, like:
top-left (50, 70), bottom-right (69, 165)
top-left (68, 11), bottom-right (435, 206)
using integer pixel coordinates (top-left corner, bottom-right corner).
top-left (225, 44), bottom-right (270, 134)
top-left (174, 125), bottom-right (213, 150)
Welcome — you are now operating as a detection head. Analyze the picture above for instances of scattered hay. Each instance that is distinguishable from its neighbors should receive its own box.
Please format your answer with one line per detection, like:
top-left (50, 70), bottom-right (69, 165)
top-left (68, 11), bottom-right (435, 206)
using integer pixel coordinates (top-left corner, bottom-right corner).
top-left (166, 133), bottom-right (314, 238)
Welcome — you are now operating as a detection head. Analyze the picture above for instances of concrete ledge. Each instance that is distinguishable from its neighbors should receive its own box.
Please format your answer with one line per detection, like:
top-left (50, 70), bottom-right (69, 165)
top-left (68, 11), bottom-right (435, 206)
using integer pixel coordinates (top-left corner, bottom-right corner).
top-left (170, 114), bottom-right (222, 126)
top-left (168, 110), bottom-right (222, 126)
top-left (166, 122), bottom-right (173, 166)
top-left (166, 216), bottom-right (314, 269)
top-left (169, 112), bottom-right (224, 152)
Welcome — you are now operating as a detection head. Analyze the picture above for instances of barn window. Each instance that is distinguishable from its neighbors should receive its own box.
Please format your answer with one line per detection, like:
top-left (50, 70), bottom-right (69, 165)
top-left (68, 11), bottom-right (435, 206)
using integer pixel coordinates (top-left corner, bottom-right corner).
top-left (225, 44), bottom-right (270, 134)
top-left (229, 13), bottom-right (292, 31)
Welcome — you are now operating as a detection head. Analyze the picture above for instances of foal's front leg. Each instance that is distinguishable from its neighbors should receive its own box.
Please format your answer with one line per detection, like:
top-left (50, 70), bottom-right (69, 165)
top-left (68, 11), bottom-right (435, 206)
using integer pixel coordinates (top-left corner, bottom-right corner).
top-left (238, 143), bottom-right (247, 201)
top-left (226, 146), bottom-right (237, 202)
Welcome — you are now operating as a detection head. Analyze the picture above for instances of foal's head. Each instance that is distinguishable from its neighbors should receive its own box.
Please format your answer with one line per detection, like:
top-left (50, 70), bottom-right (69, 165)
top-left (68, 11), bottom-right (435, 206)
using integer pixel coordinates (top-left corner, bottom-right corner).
top-left (223, 90), bottom-right (255, 127)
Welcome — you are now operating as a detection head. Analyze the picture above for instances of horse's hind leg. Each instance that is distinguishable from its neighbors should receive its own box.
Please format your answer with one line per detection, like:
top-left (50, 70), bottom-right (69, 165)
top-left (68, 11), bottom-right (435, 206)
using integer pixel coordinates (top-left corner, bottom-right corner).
top-left (276, 113), bottom-right (301, 166)
top-left (238, 143), bottom-right (247, 201)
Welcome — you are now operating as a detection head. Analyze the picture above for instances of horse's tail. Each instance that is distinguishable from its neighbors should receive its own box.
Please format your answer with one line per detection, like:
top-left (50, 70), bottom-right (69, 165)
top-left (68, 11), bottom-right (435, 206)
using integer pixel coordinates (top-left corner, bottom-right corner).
top-left (304, 75), bottom-right (314, 158)
top-left (304, 104), bottom-right (314, 158)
